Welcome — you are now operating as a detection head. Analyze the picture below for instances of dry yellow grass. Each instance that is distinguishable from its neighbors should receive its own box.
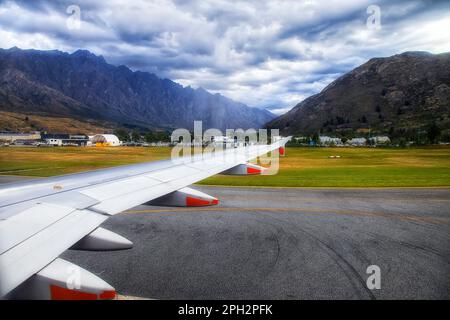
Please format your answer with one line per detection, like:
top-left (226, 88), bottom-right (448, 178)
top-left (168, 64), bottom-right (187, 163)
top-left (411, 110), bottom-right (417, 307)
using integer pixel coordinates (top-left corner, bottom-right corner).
top-left (0, 146), bottom-right (171, 176)
top-left (0, 111), bottom-right (111, 134)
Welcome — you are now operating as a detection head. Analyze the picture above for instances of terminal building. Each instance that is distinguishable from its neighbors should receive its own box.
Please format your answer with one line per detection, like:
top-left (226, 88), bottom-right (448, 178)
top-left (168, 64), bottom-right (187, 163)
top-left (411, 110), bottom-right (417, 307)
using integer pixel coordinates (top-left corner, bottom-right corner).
top-left (0, 132), bottom-right (122, 147)
top-left (0, 131), bottom-right (41, 143)
top-left (41, 134), bottom-right (90, 146)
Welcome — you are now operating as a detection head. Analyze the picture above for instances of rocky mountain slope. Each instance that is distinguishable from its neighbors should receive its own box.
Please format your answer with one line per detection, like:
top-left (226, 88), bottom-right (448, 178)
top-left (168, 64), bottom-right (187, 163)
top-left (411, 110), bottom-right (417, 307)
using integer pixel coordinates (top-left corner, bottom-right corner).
top-left (266, 52), bottom-right (450, 137)
top-left (0, 47), bottom-right (274, 131)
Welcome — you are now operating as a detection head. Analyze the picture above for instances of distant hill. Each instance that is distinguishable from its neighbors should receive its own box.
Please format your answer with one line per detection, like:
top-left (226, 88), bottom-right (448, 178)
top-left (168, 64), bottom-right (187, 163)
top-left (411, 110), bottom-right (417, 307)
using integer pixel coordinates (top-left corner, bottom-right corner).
top-left (0, 47), bottom-right (274, 132)
top-left (0, 111), bottom-right (112, 135)
top-left (266, 52), bottom-right (450, 138)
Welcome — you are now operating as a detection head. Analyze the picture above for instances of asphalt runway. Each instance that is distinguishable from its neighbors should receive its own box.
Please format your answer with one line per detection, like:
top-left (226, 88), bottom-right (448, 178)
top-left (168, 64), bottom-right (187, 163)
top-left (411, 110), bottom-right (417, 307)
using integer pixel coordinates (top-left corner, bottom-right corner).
top-left (65, 186), bottom-right (450, 300)
top-left (1, 176), bottom-right (449, 299)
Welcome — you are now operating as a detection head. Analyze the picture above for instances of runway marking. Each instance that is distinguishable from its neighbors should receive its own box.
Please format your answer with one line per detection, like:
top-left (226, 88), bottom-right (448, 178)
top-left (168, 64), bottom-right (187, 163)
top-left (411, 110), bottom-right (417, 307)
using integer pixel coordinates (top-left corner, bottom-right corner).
top-left (217, 195), bottom-right (450, 203)
top-left (123, 207), bottom-right (450, 226)
top-left (199, 184), bottom-right (450, 190)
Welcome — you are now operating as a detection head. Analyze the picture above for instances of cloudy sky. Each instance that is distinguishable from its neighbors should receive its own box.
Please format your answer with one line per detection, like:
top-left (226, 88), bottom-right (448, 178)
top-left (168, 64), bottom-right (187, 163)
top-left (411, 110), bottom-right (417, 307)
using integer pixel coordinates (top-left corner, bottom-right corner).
top-left (0, 0), bottom-right (449, 115)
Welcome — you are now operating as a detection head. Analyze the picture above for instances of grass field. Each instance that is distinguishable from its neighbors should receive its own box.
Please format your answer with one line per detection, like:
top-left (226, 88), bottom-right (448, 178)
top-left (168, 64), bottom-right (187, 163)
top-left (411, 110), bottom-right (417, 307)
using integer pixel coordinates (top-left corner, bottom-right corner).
top-left (0, 146), bottom-right (171, 177)
top-left (0, 146), bottom-right (449, 187)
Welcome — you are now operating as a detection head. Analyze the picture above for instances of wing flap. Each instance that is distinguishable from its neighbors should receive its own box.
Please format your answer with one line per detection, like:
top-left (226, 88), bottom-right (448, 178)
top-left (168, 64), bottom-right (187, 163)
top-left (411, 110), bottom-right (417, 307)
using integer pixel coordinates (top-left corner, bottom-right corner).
top-left (44, 192), bottom-right (100, 210)
top-left (88, 163), bottom-right (231, 215)
top-left (145, 165), bottom-right (201, 182)
top-left (0, 203), bottom-right (75, 255)
top-left (73, 142), bottom-right (286, 215)
top-left (0, 208), bottom-right (107, 297)
top-left (79, 176), bottom-right (161, 201)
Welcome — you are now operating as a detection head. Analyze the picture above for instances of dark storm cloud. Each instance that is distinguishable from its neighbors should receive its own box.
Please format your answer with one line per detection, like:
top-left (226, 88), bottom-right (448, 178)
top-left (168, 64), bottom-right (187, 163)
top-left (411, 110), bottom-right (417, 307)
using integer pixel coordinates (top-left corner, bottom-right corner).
top-left (0, 0), bottom-right (449, 113)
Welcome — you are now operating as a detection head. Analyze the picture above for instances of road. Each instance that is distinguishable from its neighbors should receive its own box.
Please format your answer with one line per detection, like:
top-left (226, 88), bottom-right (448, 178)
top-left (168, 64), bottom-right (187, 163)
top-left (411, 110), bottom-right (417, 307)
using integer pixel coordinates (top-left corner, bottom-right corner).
top-left (1, 176), bottom-right (449, 299)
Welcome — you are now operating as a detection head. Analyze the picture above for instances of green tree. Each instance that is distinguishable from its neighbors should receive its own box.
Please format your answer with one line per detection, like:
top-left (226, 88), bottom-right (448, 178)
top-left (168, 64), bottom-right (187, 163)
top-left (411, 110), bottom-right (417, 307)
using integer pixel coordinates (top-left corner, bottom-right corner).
top-left (157, 131), bottom-right (170, 142)
top-left (144, 132), bottom-right (156, 143)
top-left (311, 133), bottom-right (320, 145)
top-left (114, 129), bottom-right (130, 142)
top-left (440, 129), bottom-right (450, 143)
top-left (131, 130), bottom-right (141, 142)
top-left (427, 122), bottom-right (441, 144)
top-left (399, 138), bottom-right (407, 148)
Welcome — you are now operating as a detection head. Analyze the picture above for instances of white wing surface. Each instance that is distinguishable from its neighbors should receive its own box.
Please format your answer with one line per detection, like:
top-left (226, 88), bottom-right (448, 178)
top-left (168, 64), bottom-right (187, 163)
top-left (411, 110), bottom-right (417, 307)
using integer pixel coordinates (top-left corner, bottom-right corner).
top-left (0, 137), bottom-right (290, 299)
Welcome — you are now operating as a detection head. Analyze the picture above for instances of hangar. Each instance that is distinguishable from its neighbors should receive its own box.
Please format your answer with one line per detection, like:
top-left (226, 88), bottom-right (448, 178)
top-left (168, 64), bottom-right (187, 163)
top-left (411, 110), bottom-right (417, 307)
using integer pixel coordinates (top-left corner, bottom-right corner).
top-left (90, 134), bottom-right (121, 147)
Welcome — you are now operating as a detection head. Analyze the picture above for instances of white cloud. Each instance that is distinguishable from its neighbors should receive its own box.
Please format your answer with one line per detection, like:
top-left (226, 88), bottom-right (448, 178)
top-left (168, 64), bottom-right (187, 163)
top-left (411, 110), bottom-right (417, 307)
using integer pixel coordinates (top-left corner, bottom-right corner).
top-left (0, 0), bottom-right (449, 115)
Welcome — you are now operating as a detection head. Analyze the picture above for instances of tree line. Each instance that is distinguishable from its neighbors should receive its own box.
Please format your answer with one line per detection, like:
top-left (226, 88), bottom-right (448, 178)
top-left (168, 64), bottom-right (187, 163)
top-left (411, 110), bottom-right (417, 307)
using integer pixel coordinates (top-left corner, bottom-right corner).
top-left (288, 121), bottom-right (446, 147)
top-left (113, 129), bottom-right (171, 143)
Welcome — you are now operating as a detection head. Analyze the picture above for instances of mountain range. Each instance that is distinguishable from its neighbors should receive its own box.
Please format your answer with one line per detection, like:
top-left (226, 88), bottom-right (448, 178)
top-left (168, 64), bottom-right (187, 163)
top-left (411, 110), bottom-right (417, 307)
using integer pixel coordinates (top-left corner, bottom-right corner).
top-left (266, 51), bottom-right (450, 138)
top-left (1, 48), bottom-right (449, 139)
top-left (0, 47), bottom-right (274, 132)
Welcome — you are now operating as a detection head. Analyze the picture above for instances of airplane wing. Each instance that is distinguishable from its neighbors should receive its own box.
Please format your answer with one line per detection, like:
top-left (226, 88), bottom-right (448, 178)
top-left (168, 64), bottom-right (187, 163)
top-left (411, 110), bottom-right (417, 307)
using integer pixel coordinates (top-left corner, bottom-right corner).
top-left (0, 137), bottom-right (291, 299)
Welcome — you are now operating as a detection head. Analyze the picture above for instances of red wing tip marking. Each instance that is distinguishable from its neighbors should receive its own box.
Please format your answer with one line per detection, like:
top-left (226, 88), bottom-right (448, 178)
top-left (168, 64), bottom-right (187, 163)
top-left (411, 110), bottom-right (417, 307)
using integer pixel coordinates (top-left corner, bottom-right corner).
top-left (50, 285), bottom-right (116, 300)
top-left (186, 196), bottom-right (213, 206)
top-left (186, 196), bottom-right (219, 206)
top-left (99, 290), bottom-right (117, 300)
top-left (246, 167), bottom-right (262, 174)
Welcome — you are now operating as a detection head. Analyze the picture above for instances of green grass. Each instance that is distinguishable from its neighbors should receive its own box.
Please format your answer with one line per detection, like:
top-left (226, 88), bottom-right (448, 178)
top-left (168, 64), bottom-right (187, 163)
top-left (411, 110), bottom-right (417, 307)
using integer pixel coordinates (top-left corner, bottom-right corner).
top-left (1, 146), bottom-right (449, 187)
top-left (200, 166), bottom-right (450, 187)
top-left (199, 147), bottom-right (450, 187)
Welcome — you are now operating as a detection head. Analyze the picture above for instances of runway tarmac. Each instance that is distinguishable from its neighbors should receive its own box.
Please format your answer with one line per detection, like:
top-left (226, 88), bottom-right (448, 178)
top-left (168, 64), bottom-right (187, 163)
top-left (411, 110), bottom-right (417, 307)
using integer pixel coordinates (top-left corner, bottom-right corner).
top-left (1, 176), bottom-right (449, 299)
top-left (65, 186), bottom-right (450, 300)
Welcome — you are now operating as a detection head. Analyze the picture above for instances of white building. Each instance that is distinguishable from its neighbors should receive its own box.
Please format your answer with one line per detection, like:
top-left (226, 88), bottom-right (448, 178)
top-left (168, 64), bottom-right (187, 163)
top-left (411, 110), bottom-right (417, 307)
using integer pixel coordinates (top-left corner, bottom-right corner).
top-left (45, 138), bottom-right (63, 146)
top-left (373, 136), bottom-right (391, 144)
top-left (319, 136), bottom-right (342, 145)
top-left (0, 131), bottom-right (41, 142)
top-left (209, 136), bottom-right (255, 148)
top-left (294, 136), bottom-right (308, 143)
top-left (211, 136), bottom-right (235, 144)
top-left (348, 138), bottom-right (367, 146)
top-left (90, 134), bottom-right (121, 147)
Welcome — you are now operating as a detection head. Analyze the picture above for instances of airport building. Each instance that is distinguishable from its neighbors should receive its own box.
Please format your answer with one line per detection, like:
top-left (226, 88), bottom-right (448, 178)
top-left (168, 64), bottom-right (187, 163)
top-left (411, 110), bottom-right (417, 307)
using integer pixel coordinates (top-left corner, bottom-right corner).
top-left (373, 136), bottom-right (391, 144)
top-left (348, 137), bottom-right (367, 146)
top-left (319, 136), bottom-right (343, 146)
top-left (42, 134), bottom-right (90, 146)
top-left (0, 131), bottom-right (41, 143)
top-left (89, 134), bottom-right (121, 147)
